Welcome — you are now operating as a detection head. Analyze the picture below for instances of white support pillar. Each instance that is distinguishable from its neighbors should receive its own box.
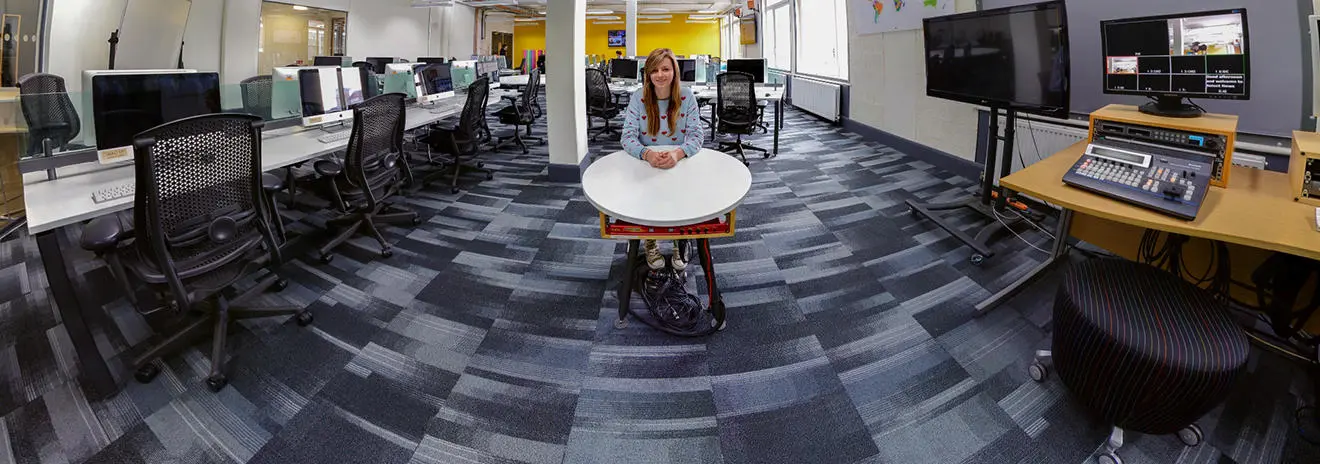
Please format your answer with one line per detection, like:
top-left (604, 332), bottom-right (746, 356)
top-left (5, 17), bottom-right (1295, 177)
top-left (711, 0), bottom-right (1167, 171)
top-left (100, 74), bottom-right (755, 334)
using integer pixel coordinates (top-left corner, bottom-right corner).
top-left (545, 0), bottom-right (589, 182)
top-left (625, 0), bottom-right (638, 57)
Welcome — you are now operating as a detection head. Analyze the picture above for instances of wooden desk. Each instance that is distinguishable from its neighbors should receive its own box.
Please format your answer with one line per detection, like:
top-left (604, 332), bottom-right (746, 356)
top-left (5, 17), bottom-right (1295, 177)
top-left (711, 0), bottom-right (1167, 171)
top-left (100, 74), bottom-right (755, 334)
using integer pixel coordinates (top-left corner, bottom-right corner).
top-left (996, 141), bottom-right (1320, 330)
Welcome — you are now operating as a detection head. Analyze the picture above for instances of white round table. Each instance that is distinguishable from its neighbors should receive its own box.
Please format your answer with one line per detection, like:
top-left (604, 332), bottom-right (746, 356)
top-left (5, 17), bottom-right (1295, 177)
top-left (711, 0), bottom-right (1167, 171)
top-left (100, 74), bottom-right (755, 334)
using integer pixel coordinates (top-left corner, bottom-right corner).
top-left (582, 148), bottom-right (752, 336)
top-left (583, 148), bottom-right (752, 227)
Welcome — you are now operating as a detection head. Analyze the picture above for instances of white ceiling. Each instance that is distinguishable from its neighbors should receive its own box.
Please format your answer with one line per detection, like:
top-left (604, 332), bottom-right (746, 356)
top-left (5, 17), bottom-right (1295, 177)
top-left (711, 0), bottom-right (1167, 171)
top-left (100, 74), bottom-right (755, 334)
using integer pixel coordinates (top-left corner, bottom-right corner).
top-left (481, 0), bottom-right (733, 16)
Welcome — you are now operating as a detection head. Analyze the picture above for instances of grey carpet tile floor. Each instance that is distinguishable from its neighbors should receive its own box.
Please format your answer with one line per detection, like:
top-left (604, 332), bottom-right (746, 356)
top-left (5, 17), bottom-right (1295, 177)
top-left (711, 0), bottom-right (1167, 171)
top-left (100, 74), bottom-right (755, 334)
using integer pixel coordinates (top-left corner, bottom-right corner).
top-left (0, 97), bottom-right (1316, 464)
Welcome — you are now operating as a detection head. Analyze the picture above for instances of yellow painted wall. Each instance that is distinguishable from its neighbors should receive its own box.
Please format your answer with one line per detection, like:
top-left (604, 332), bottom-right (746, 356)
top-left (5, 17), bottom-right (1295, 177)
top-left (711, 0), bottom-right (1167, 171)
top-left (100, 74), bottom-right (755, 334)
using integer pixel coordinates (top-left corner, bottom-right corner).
top-left (512, 15), bottom-right (722, 65)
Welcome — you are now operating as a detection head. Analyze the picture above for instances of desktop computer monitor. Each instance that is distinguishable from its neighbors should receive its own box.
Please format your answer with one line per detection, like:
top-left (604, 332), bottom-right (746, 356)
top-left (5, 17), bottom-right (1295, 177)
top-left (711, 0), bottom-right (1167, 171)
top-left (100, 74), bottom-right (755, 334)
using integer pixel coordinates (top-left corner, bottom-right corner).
top-left (90, 72), bottom-right (221, 164)
top-left (497, 55), bottom-right (508, 70)
top-left (365, 57), bottom-right (395, 74)
top-left (451, 60), bottom-right (477, 90)
top-left (80, 69), bottom-right (197, 148)
top-left (417, 57), bottom-right (446, 64)
top-left (383, 63), bottom-right (420, 98)
top-left (298, 67), bottom-right (350, 127)
top-left (610, 58), bottom-right (638, 80)
top-left (726, 59), bottom-right (767, 83)
top-left (314, 56), bottom-right (346, 66)
top-left (271, 67), bottom-right (305, 119)
top-left (341, 66), bottom-right (366, 108)
top-left (417, 63), bottom-right (455, 103)
top-left (677, 59), bottom-right (697, 83)
top-left (1101, 9), bottom-right (1249, 117)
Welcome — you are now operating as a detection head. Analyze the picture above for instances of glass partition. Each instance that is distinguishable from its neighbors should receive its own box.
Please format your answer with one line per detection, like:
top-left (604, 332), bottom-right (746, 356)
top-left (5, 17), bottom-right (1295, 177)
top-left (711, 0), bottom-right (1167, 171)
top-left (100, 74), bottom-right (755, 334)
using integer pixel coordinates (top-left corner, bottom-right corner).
top-left (259, 2), bottom-right (349, 71)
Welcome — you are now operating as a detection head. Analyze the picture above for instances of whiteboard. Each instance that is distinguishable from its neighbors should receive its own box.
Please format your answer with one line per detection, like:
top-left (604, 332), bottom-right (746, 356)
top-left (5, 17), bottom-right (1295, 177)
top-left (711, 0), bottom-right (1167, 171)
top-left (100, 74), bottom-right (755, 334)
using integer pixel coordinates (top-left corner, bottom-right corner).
top-left (114, 0), bottom-right (191, 70)
top-left (854, 0), bottom-right (954, 35)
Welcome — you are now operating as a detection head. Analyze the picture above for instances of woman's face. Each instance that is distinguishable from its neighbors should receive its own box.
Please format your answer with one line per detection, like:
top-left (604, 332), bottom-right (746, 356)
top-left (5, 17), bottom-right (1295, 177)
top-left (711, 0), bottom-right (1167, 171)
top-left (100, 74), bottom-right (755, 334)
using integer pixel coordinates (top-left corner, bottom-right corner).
top-left (650, 57), bottom-right (674, 89)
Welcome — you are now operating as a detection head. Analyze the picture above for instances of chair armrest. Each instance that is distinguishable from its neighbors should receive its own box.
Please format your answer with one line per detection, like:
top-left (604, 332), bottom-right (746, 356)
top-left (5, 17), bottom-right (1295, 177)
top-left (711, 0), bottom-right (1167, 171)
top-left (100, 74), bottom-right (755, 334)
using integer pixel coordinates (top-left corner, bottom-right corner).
top-left (314, 159), bottom-right (343, 177)
top-left (262, 172), bottom-right (287, 192)
top-left (80, 212), bottom-right (133, 253)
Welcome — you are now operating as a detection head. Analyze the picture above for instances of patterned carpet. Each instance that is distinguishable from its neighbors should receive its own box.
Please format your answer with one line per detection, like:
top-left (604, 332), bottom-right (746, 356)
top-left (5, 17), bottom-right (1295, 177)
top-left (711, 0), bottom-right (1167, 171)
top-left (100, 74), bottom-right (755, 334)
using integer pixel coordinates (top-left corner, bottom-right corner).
top-left (0, 94), bottom-right (1316, 464)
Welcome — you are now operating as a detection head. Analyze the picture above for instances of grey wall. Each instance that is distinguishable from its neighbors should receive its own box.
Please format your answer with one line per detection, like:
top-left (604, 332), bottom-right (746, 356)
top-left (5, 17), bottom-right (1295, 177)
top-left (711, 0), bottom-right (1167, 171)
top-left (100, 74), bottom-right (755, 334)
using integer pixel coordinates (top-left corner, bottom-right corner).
top-left (983, 0), bottom-right (1308, 137)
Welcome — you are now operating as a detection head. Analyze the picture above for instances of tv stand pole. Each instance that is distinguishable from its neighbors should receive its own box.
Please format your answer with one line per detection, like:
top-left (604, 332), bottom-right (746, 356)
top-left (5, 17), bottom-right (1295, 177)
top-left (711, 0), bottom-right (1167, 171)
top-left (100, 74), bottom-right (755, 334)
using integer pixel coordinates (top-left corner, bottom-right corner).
top-left (904, 106), bottom-right (1021, 266)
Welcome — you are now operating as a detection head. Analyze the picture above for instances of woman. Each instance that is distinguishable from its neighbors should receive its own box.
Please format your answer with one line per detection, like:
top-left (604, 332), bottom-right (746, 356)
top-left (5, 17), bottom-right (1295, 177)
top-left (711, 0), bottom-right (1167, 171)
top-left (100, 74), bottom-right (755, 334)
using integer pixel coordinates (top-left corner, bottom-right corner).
top-left (620, 48), bottom-right (705, 273)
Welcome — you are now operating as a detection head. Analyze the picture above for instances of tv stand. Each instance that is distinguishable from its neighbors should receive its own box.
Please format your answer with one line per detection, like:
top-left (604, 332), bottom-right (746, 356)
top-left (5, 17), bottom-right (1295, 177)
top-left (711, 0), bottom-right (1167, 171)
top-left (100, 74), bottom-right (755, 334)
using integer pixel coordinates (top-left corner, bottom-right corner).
top-left (904, 107), bottom-right (1024, 266)
top-left (1139, 95), bottom-right (1203, 118)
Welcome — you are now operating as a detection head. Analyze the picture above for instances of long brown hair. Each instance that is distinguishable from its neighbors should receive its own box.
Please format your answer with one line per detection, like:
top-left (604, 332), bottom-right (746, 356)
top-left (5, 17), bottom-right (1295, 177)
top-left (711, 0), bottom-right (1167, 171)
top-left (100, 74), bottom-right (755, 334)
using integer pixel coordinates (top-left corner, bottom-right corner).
top-left (641, 48), bottom-right (681, 136)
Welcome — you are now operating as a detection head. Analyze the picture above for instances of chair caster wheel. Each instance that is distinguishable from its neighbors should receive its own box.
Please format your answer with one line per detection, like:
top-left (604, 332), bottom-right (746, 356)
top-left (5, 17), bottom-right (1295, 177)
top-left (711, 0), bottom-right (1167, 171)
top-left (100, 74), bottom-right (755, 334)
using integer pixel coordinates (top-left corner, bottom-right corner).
top-left (205, 374), bottom-right (228, 393)
top-left (451, 187), bottom-right (460, 194)
top-left (270, 279), bottom-right (288, 292)
top-left (522, 149), bottom-right (529, 155)
top-left (381, 249), bottom-right (394, 258)
top-left (486, 173), bottom-right (494, 180)
top-left (319, 254), bottom-right (334, 264)
top-left (477, 162), bottom-right (484, 168)
top-left (296, 311), bottom-right (314, 327)
top-left (614, 319), bottom-right (627, 329)
top-left (1177, 424), bottom-right (1203, 447)
top-left (970, 254), bottom-right (986, 266)
top-left (763, 153), bottom-right (770, 158)
top-left (134, 363), bottom-right (161, 384)
top-left (412, 217), bottom-right (423, 226)
top-left (1098, 452), bottom-right (1122, 464)
top-left (1028, 361), bottom-right (1048, 382)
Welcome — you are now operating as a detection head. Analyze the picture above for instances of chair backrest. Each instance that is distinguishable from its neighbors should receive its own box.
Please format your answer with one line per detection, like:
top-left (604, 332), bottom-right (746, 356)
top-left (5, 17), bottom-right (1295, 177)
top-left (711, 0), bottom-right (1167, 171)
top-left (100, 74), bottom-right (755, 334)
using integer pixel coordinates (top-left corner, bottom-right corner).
top-left (458, 76), bottom-right (491, 139)
top-left (520, 68), bottom-right (541, 118)
top-left (17, 73), bottom-right (80, 154)
top-left (717, 71), bottom-right (757, 125)
top-left (240, 75), bottom-right (272, 120)
top-left (131, 113), bottom-right (275, 301)
top-left (344, 93), bottom-right (406, 204)
top-left (585, 68), bottom-right (610, 110)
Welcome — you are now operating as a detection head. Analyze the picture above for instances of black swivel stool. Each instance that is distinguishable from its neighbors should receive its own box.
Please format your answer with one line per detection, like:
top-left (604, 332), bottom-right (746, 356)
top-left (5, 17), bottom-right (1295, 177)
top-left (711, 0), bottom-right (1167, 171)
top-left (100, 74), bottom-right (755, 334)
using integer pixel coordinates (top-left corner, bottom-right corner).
top-left (1031, 259), bottom-right (1249, 464)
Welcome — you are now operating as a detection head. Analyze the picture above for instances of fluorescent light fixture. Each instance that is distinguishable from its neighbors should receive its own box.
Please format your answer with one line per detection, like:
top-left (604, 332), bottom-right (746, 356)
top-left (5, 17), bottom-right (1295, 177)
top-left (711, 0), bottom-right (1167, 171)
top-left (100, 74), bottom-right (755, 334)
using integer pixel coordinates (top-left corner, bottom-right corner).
top-left (638, 20), bottom-right (669, 24)
top-left (411, 0), bottom-right (453, 6)
top-left (593, 20), bottom-right (624, 24)
top-left (687, 15), bottom-right (721, 20)
top-left (686, 20), bottom-right (718, 24)
top-left (637, 14), bottom-right (671, 20)
top-left (587, 9), bottom-right (613, 14)
top-left (697, 9), bottom-right (720, 14)
top-left (513, 17), bottom-right (543, 21)
top-left (640, 7), bottom-right (668, 13)
top-left (467, 0), bottom-right (518, 6)
top-left (292, 5), bottom-right (308, 10)
top-left (590, 15), bottom-right (621, 20)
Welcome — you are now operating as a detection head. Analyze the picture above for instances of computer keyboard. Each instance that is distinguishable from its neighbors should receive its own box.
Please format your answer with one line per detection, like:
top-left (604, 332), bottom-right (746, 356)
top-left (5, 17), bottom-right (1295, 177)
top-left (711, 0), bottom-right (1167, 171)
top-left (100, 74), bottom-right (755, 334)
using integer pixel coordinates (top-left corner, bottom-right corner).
top-left (317, 131), bottom-right (352, 144)
top-left (92, 183), bottom-right (134, 204)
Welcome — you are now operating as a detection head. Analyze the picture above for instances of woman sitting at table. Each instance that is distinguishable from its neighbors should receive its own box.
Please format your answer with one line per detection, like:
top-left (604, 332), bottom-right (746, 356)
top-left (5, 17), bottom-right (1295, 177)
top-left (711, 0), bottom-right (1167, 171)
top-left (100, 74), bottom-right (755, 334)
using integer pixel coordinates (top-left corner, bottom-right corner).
top-left (620, 47), bottom-right (706, 274)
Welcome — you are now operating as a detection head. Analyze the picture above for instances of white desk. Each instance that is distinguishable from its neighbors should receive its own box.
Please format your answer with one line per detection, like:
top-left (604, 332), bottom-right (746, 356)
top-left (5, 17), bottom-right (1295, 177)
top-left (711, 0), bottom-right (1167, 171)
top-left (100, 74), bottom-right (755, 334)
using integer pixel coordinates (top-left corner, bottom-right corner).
top-left (582, 148), bottom-right (750, 335)
top-left (21, 88), bottom-right (510, 400)
top-left (583, 149), bottom-right (750, 227)
top-left (499, 75), bottom-right (548, 88)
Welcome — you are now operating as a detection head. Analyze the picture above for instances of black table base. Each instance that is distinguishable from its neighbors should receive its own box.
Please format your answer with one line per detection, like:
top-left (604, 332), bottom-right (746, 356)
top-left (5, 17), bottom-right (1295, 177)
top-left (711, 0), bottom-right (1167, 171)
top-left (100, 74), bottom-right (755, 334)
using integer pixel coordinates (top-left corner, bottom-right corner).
top-left (615, 238), bottom-right (727, 337)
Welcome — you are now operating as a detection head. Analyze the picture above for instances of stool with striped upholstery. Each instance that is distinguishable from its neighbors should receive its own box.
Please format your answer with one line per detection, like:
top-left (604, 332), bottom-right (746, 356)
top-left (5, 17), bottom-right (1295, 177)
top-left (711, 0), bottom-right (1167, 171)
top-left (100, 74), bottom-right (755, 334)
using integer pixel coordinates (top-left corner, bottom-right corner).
top-left (1029, 259), bottom-right (1249, 464)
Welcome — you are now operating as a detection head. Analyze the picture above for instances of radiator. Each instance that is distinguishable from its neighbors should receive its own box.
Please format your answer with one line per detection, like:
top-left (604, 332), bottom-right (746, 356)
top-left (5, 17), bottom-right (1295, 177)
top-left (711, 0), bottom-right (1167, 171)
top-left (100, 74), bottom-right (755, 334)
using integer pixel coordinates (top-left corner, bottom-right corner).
top-left (790, 76), bottom-right (841, 122)
top-left (995, 116), bottom-right (1089, 173)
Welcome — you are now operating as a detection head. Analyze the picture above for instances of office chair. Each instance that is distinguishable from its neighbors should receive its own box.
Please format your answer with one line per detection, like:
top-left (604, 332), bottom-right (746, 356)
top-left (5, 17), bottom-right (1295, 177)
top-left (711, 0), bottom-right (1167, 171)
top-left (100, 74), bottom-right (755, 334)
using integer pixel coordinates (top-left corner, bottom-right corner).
top-left (491, 68), bottom-right (544, 154)
top-left (423, 77), bottom-right (492, 194)
top-left (585, 68), bottom-right (621, 141)
top-left (78, 113), bottom-right (309, 393)
top-left (17, 73), bottom-right (80, 156)
top-left (312, 93), bottom-right (420, 262)
top-left (715, 71), bottom-right (767, 165)
top-left (239, 75), bottom-right (273, 120)
top-left (1028, 259), bottom-right (1248, 464)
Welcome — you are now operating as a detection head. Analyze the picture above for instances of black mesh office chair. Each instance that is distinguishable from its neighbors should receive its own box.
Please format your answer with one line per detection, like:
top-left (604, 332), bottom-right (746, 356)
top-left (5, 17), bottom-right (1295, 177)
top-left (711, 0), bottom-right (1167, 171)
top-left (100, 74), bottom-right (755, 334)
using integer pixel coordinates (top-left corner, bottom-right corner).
top-left (423, 77), bottom-right (492, 194)
top-left (78, 113), bottom-right (309, 393)
top-left (492, 68), bottom-right (544, 154)
top-left (17, 73), bottom-right (80, 156)
top-left (313, 93), bottom-right (420, 262)
top-left (586, 68), bottom-right (621, 141)
top-left (715, 71), bottom-right (767, 165)
top-left (240, 75), bottom-right (272, 120)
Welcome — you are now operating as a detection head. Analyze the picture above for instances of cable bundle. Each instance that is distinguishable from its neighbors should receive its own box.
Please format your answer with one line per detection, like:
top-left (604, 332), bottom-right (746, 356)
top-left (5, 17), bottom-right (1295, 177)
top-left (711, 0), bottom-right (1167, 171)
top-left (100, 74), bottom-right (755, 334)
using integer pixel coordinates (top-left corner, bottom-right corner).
top-left (638, 269), bottom-right (704, 330)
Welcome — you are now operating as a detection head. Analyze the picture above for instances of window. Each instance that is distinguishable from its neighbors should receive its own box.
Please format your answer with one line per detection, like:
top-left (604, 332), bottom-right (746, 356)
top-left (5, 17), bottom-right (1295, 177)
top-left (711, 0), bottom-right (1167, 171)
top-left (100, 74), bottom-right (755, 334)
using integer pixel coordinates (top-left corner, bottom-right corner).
top-left (727, 15), bottom-right (743, 59)
top-left (721, 17), bottom-right (731, 59)
top-left (764, 0), bottom-right (791, 70)
top-left (795, 0), bottom-right (849, 80)
top-left (258, 1), bottom-right (347, 71)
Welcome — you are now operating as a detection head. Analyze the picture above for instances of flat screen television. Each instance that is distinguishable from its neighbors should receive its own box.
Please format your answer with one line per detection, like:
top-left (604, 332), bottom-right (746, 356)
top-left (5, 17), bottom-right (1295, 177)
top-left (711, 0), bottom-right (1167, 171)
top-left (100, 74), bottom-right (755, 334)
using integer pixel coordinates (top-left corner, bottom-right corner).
top-left (922, 0), bottom-right (1070, 118)
top-left (608, 30), bottom-right (626, 48)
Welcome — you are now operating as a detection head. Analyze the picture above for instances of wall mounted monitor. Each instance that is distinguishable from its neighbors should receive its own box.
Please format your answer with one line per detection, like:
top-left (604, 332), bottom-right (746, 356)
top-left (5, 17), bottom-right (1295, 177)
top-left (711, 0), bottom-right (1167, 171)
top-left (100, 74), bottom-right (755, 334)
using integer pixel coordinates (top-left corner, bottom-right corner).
top-left (725, 58), bottom-right (767, 83)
